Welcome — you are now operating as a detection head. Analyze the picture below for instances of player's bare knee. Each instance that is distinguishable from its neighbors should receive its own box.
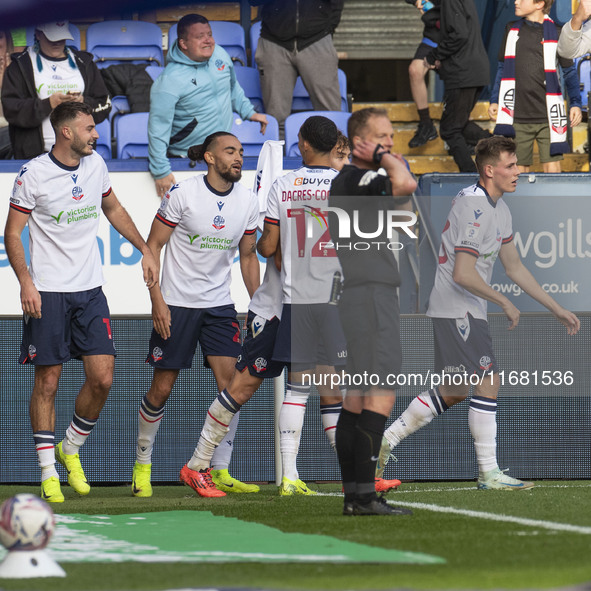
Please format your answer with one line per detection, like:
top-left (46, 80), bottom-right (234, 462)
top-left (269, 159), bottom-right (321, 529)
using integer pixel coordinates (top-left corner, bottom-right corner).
top-left (33, 367), bottom-right (61, 398)
top-left (87, 372), bottom-right (113, 396)
top-left (408, 59), bottom-right (424, 80)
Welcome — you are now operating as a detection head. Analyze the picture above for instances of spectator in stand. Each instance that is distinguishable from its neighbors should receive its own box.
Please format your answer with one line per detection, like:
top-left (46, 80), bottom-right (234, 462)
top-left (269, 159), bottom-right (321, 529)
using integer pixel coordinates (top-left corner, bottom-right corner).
top-left (0, 30), bottom-right (14, 158)
top-left (557, 0), bottom-right (591, 58)
top-left (424, 0), bottom-right (490, 172)
top-left (149, 14), bottom-right (268, 198)
top-left (1, 21), bottom-right (111, 160)
top-left (406, 0), bottom-right (441, 148)
top-left (489, 0), bottom-right (581, 173)
top-left (250, 0), bottom-right (343, 131)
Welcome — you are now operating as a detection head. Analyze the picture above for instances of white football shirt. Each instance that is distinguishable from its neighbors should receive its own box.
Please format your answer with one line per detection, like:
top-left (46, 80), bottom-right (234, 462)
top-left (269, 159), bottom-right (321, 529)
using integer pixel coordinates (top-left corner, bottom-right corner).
top-left (9, 150), bottom-right (111, 292)
top-left (156, 174), bottom-right (259, 308)
top-left (249, 258), bottom-right (282, 320)
top-left (264, 166), bottom-right (341, 304)
top-left (427, 183), bottom-right (513, 320)
top-left (28, 47), bottom-right (85, 152)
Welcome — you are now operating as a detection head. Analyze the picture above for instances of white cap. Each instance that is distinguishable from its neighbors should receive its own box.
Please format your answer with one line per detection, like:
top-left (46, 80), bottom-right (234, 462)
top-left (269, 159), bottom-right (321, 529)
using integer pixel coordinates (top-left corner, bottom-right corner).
top-left (36, 22), bottom-right (74, 42)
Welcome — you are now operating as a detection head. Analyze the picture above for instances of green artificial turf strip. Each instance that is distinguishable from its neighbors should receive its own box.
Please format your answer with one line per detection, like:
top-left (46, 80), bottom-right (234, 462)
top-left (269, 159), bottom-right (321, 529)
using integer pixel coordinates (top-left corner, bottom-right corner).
top-left (1, 481), bottom-right (590, 590)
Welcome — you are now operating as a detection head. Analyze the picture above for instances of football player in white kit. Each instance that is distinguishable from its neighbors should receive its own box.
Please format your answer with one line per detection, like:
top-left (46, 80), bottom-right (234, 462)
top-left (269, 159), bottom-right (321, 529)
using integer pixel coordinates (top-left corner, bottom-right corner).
top-left (4, 102), bottom-right (158, 502)
top-left (258, 116), bottom-right (351, 495)
top-left (186, 132), bottom-right (362, 496)
top-left (379, 136), bottom-right (580, 490)
top-left (131, 131), bottom-right (261, 498)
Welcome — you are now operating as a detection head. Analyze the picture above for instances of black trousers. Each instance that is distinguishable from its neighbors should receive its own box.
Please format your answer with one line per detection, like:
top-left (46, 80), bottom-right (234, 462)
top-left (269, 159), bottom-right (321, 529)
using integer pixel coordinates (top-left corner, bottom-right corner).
top-left (440, 86), bottom-right (489, 173)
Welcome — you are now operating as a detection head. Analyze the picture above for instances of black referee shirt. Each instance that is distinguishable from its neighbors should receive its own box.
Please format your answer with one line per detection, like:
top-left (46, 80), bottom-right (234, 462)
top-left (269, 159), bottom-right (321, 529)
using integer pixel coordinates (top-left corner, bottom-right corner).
top-left (328, 164), bottom-right (404, 289)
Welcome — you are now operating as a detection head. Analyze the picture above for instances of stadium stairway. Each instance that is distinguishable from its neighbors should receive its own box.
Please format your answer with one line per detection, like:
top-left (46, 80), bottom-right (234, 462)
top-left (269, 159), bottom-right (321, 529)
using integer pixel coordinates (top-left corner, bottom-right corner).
top-left (353, 101), bottom-right (590, 174)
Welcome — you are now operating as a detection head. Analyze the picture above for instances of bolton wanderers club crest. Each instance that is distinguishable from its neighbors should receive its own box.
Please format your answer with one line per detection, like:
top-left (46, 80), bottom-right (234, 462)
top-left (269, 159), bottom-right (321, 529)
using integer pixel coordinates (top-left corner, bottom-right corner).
top-left (253, 357), bottom-right (268, 373)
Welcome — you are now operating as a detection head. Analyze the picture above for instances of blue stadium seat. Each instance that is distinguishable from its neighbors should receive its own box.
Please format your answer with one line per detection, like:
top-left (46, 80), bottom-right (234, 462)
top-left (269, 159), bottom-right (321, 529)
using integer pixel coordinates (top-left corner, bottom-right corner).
top-left (231, 113), bottom-right (279, 157)
top-left (26, 23), bottom-right (81, 50)
top-left (115, 112), bottom-right (149, 159)
top-left (250, 21), bottom-right (261, 67)
top-left (108, 66), bottom-right (162, 122)
top-left (95, 119), bottom-right (112, 159)
top-left (284, 111), bottom-right (351, 157)
top-left (234, 66), bottom-right (264, 112)
top-left (86, 20), bottom-right (164, 69)
top-left (292, 69), bottom-right (349, 113)
top-left (168, 21), bottom-right (247, 66)
top-left (576, 56), bottom-right (591, 110)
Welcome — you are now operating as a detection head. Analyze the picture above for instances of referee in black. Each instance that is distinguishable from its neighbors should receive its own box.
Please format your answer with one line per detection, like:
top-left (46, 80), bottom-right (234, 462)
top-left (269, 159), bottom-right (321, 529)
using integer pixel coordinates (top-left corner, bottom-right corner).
top-left (328, 107), bottom-right (417, 515)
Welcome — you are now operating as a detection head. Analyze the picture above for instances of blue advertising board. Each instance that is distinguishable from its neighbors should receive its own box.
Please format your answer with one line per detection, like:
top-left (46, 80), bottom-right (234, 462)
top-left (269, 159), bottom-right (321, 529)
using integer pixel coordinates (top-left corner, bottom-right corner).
top-left (417, 173), bottom-right (591, 313)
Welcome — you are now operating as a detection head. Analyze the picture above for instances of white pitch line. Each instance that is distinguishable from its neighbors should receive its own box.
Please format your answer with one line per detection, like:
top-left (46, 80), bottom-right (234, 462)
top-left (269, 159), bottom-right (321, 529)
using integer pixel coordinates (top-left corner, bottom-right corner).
top-left (316, 492), bottom-right (591, 534)
top-left (388, 501), bottom-right (591, 535)
top-left (393, 483), bottom-right (591, 494)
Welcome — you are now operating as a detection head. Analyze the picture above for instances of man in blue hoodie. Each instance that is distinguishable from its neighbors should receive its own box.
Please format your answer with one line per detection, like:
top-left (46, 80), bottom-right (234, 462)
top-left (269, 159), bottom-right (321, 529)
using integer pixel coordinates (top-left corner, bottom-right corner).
top-left (149, 14), bottom-right (268, 197)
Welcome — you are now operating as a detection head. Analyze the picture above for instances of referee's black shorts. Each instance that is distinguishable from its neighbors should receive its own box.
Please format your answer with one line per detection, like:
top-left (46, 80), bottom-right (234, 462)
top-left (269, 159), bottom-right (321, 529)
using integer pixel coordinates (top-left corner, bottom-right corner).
top-left (338, 283), bottom-right (402, 391)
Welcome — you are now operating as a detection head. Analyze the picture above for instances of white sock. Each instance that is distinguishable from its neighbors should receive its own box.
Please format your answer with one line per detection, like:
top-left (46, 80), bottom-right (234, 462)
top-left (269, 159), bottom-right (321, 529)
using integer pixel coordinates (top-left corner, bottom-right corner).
top-left (211, 410), bottom-right (240, 471)
top-left (136, 394), bottom-right (166, 464)
top-left (469, 396), bottom-right (498, 474)
top-left (384, 389), bottom-right (448, 448)
top-left (320, 401), bottom-right (342, 451)
top-left (62, 413), bottom-right (98, 455)
top-left (188, 390), bottom-right (241, 472)
top-left (34, 431), bottom-right (59, 481)
top-left (279, 382), bottom-right (310, 481)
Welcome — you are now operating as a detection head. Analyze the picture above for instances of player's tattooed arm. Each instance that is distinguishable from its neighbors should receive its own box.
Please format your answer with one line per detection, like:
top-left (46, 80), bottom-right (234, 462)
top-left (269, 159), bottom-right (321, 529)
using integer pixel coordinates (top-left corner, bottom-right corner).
top-left (239, 232), bottom-right (260, 299)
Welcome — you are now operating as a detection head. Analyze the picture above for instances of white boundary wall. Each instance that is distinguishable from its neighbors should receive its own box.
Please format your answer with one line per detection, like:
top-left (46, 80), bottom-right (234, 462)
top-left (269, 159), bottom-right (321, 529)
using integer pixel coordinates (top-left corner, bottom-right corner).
top-left (0, 169), bottom-right (262, 315)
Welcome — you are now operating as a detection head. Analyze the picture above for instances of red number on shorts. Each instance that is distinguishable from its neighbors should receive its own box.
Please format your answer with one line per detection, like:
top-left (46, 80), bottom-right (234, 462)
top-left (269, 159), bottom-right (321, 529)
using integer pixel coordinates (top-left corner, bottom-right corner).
top-left (102, 318), bottom-right (112, 340)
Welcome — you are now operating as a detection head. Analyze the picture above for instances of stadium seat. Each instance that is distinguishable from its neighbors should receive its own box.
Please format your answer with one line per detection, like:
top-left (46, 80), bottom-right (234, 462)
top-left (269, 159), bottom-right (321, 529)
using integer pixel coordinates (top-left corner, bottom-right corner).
top-left (108, 66), bottom-right (163, 122)
top-left (231, 113), bottom-right (279, 157)
top-left (284, 111), bottom-right (351, 157)
top-left (26, 23), bottom-right (81, 50)
top-left (115, 112), bottom-right (149, 159)
top-left (234, 66), bottom-right (264, 112)
top-left (249, 21), bottom-right (261, 67)
top-left (86, 20), bottom-right (164, 69)
top-left (95, 119), bottom-right (112, 159)
top-left (576, 56), bottom-right (591, 110)
top-left (292, 69), bottom-right (349, 113)
top-left (145, 64), bottom-right (164, 81)
top-left (168, 21), bottom-right (247, 66)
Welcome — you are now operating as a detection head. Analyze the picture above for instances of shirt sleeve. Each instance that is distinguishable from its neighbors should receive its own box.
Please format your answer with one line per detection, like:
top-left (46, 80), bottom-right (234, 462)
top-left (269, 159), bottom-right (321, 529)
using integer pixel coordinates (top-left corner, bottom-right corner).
top-left (155, 183), bottom-right (183, 228)
top-left (100, 156), bottom-right (112, 198)
top-left (502, 204), bottom-right (513, 244)
top-left (9, 165), bottom-right (37, 214)
top-left (355, 170), bottom-right (393, 196)
top-left (148, 81), bottom-right (179, 180)
top-left (453, 201), bottom-right (484, 258)
top-left (244, 191), bottom-right (260, 234)
top-left (263, 179), bottom-right (280, 225)
top-left (557, 19), bottom-right (591, 60)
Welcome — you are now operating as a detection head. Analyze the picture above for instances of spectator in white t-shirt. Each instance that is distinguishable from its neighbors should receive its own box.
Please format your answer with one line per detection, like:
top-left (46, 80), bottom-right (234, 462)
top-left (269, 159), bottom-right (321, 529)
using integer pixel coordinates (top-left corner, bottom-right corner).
top-left (1, 21), bottom-right (111, 159)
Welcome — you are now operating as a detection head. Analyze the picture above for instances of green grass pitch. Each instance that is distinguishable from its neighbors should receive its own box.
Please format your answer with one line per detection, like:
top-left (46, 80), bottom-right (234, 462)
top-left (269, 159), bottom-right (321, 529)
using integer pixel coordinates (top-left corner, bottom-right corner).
top-left (1, 480), bottom-right (590, 590)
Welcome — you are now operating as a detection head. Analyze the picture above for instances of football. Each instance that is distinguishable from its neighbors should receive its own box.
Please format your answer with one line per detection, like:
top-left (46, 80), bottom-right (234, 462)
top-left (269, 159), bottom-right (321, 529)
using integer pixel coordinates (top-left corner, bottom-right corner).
top-left (0, 494), bottom-right (55, 551)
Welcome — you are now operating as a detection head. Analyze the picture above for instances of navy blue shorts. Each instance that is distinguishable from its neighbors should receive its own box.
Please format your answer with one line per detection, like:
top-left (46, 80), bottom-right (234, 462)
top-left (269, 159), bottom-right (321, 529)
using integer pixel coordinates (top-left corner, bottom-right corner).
top-left (146, 304), bottom-right (242, 370)
top-left (19, 287), bottom-right (116, 365)
top-left (432, 313), bottom-right (499, 377)
top-left (273, 303), bottom-right (347, 372)
top-left (235, 310), bottom-right (285, 378)
top-left (413, 39), bottom-right (438, 61)
top-left (338, 283), bottom-right (401, 391)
